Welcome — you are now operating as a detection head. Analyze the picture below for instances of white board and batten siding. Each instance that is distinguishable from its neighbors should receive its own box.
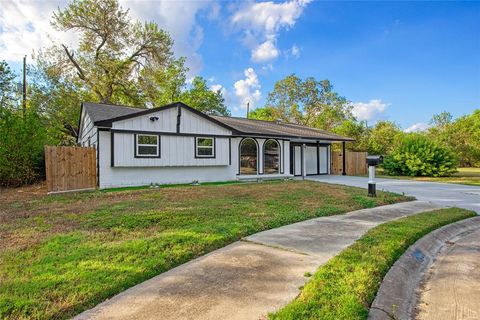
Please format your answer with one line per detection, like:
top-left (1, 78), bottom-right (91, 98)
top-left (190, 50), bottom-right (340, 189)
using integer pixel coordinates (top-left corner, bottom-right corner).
top-left (78, 109), bottom-right (98, 147)
top-left (113, 134), bottom-right (230, 167)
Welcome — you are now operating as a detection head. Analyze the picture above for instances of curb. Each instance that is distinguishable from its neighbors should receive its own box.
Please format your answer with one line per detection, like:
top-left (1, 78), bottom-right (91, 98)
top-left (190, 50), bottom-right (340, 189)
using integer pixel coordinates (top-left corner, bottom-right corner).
top-left (368, 216), bottom-right (480, 320)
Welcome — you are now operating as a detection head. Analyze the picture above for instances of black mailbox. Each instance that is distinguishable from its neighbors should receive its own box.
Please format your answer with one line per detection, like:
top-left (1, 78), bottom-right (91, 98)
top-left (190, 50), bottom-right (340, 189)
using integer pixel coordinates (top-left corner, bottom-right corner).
top-left (366, 155), bottom-right (383, 166)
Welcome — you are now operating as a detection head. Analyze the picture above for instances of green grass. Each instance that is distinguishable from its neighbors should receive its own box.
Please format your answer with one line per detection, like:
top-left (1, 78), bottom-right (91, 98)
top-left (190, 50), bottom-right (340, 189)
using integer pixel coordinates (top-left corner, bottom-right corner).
top-left (270, 207), bottom-right (476, 320)
top-left (0, 180), bottom-right (411, 320)
top-left (375, 167), bottom-right (480, 186)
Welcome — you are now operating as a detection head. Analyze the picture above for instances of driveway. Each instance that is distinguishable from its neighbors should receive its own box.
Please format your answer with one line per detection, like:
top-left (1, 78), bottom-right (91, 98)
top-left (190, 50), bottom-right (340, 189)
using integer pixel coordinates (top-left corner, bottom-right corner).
top-left (307, 175), bottom-right (480, 213)
top-left (74, 201), bottom-right (438, 320)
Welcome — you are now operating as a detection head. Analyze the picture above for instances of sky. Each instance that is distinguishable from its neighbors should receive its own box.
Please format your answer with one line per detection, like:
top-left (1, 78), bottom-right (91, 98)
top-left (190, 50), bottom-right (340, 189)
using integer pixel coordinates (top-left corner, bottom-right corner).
top-left (1, 0), bottom-right (479, 132)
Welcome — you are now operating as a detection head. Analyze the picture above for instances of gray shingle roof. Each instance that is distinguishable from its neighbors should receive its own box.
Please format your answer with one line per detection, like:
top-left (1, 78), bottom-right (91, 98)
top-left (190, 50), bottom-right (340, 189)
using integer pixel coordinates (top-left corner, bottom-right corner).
top-left (82, 102), bottom-right (354, 141)
top-left (211, 116), bottom-right (354, 141)
top-left (83, 102), bottom-right (143, 123)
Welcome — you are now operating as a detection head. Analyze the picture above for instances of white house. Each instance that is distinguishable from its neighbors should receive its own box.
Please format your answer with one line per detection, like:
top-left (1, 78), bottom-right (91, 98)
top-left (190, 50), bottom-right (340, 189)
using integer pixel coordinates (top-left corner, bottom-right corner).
top-left (77, 102), bottom-right (354, 189)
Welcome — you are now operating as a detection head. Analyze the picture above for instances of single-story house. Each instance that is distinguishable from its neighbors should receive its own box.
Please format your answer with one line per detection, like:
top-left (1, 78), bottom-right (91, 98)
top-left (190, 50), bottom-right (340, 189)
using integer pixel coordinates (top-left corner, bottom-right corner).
top-left (78, 102), bottom-right (354, 189)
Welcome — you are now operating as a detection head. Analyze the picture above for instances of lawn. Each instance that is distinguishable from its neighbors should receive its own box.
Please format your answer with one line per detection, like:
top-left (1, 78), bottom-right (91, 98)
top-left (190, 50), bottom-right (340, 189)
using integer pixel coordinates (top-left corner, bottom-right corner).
top-left (376, 167), bottom-right (480, 186)
top-left (0, 180), bottom-right (411, 320)
top-left (270, 207), bottom-right (476, 320)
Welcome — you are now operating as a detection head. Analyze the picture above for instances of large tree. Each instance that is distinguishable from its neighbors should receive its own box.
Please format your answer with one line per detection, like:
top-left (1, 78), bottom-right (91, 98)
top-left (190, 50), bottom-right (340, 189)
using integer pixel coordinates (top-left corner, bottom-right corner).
top-left (50, 0), bottom-right (174, 105)
top-left (265, 75), bottom-right (353, 131)
top-left (0, 60), bottom-right (17, 108)
top-left (180, 77), bottom-right (230, 115)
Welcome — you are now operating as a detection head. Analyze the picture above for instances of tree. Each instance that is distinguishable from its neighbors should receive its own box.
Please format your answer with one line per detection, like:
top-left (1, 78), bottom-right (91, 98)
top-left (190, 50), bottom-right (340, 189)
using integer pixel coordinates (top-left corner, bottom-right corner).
top-left (248, 107), bottom-right (276, 121)
top-left (265, 75), bottom-right (353, 131)
top-left (180, 77), bottom-right (230, 115)
top-left (367, 121), bottom-right (403, 155)
top-left (0, 107), bottom-right (48, 186)
top-left (430, 111), bottom-right (453, 128)
top-left (383, 134), bottom-right (458, 177)
top-left (50, 0), bottom-right (174, 105)
top-left (0, 60), bottom-right (17, 108)
top-left (333, 120), bottom-right (369, 151)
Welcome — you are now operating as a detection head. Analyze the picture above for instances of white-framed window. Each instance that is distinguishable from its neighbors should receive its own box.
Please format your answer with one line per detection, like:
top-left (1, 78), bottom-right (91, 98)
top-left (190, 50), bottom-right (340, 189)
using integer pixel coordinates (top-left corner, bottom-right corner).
top-left (195, 137), bottom-right (215, 158)
top-left (135, 134), bottom-right (160, 157)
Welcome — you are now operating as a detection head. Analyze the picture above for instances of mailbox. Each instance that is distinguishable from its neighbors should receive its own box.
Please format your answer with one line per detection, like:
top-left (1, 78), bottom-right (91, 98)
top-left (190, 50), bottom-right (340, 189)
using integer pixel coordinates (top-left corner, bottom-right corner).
top-left (366, 155), bottom-right (383, 197)
top-left (366, 155), bottom-right (383, 166)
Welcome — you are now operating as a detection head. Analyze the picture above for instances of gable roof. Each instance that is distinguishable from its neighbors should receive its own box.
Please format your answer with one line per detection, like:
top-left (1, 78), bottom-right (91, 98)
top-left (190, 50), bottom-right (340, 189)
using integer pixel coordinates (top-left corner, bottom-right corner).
top-left (81, 101), bottom-right (354, 141)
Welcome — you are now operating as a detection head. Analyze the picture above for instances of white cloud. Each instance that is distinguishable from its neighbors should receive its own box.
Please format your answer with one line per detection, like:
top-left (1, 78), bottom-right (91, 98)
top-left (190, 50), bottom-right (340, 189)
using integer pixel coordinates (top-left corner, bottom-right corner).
top-left (0, 0), bottom-right (76, 62)
top-left (352, 99), bottom-right (388, 122)
top-left (234, 67), bottom-right (261, 109)
top-left (0, 0), bottom-right (213, 75)
top-left (231, 0), bottom-right (310, 63)
top-left (252, 39), bottom-right (279, 63)
top-left (404, 122), bottom-right (430, 133)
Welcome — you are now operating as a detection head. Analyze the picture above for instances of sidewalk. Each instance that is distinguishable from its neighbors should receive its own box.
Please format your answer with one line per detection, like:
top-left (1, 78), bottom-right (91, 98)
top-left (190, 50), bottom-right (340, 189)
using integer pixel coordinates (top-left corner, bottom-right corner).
top-left (74, 201), bottom-right (439, 320)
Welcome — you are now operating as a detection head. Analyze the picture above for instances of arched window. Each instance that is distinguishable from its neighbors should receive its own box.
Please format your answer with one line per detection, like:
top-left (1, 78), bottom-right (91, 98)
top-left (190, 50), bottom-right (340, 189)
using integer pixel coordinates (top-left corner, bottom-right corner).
top-left (264, 139), bottom-right (280, 174)
top-left (240, 138), bottom-right (258, 175)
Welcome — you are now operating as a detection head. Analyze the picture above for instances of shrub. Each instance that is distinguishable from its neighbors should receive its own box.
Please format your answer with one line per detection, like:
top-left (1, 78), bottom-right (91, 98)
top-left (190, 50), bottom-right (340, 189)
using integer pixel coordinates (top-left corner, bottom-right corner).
top-left (0, 107), bottom-right (48, 186)
top-left (383, 134), bottom-right (458, 177)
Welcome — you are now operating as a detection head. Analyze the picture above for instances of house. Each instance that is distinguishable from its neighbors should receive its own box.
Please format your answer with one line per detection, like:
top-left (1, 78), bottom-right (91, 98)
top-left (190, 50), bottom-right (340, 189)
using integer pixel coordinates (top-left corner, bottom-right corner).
top-left (77, 102), bottom-right (354, 189)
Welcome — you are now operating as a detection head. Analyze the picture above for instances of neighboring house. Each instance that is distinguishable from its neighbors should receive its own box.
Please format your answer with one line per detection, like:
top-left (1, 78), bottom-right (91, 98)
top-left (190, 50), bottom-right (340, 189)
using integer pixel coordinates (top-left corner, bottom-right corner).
top-left (78, 102), bottom-right (353, 189)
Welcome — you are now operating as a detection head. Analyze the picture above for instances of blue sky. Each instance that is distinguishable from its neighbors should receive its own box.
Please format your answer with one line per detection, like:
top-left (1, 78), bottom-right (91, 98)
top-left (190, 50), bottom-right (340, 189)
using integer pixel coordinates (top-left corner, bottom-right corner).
top-left (1, 0), bottom-right (479, 131)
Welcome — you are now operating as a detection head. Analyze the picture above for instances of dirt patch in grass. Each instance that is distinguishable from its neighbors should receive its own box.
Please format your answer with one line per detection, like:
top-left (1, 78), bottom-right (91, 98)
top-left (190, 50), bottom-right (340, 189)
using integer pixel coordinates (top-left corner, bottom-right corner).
top-left (0, 180), bottom-right (411, 319)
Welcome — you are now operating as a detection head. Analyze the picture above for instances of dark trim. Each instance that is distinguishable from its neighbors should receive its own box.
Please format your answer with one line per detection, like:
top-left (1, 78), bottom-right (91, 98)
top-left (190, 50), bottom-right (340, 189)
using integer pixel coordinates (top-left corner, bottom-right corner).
top-left (262, 138), bottom-right (281, 175)
top-left (194, 136), bottom-right (216, 159)
top-left (342, 141), bottom-right (347, 175)
top-left (98, 127), bottom-right (110, 131)
top-left (238, 137), bottom-right (259, 175)
top-left (110, 131), bottom-right (114, 167)
top-left (176, 105), bottom-right (181, 133)
top-left (96, 130), bottom-right (100, 187)
top-left (134, 133), bottom-right (161, 159)
top-left (231, 134), bottom-right (354, 142)
top-left (281, 140), bottom-right (285, 174)
top-left (110, 128), bottom-right (231, 138)
top-left (316, 142), bottom-right (320, 175)
top-left (229, 138), bottom-right (231, 165)
top-left (94, 102), bottom-right (238, 133)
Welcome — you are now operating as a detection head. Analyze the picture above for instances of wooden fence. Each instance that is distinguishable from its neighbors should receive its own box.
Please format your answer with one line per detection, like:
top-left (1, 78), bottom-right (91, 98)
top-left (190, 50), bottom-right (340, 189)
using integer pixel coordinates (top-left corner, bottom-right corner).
top-left (331, 151), bottom-right (367, 176)
top-left (45, 146), bottom-right (97, 194)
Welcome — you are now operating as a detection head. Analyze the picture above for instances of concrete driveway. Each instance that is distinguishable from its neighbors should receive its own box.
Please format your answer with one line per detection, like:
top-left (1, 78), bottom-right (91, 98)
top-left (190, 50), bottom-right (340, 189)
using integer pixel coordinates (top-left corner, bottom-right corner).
top-left (307, 175), bottom-right (480, 213)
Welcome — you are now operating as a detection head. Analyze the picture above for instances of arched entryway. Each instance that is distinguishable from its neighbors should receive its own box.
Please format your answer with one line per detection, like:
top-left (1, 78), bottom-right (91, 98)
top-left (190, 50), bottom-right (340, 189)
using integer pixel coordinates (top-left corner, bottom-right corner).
top-left (263, 139), bottom-right (280, 174)
top-left (240, 138), bottom-right (258, 174)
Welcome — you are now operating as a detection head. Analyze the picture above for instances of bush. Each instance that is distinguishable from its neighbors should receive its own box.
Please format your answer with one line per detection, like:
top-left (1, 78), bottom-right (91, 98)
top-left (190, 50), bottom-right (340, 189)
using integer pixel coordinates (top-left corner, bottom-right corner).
top-left (383, 134), bottom-right (458, 177)
top-left (0, 107), bottom-right (48, 186)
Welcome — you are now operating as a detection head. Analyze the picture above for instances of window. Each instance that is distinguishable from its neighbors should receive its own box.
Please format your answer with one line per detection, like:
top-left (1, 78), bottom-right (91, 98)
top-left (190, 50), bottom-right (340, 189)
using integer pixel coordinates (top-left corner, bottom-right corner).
top-left (135, 134), bottom-right (160, 157)
top-left (195, 137), bottom-right (215, 158)
top-left (240, 138), bottom-right (257, 175)
top-left (264, 139), bottom-right (280, 174)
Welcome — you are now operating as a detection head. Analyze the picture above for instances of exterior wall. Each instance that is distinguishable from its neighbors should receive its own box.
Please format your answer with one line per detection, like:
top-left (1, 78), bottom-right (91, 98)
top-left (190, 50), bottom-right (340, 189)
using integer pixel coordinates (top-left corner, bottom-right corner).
top-left (180, 108), bottom-right (231, 135)
top-left (112, 107), bottom-right (178, 132)
top-left (78, 109), bottom-right (98, 147)
top-left (112, 133), bottom-right (229, 167)
top-left (98, 131), bottom-right (236, 188)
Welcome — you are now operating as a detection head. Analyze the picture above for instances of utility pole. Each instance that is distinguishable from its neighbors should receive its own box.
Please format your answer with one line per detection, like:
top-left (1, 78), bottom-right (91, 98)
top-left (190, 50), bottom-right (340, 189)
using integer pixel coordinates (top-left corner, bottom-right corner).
top-left (22, 55), bottom-right (27, 114)
top-left (246, 102), bottom-right (250, 119)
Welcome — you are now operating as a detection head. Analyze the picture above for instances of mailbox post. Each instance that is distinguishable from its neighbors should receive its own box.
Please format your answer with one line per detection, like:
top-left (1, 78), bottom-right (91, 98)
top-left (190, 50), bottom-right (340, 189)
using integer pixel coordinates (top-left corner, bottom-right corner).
top-left (366, 155), bottom-right (383, 197)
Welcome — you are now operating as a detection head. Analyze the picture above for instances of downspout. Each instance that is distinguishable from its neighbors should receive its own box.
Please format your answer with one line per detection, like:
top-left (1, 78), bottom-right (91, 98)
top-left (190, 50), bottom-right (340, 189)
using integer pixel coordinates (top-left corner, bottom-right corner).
top-left (302, 143), bottom-right (306, 179)
top-left (342, 141), bottom-right (347, 175)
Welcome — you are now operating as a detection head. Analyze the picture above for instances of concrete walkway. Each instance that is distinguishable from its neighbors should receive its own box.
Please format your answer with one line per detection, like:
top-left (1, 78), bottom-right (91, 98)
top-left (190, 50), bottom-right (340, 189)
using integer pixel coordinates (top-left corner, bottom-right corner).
top-left (307, 175), bottom-right (480, 213)
top-left (75, 201), bottom-right (439, 320)
top-left (416, 227), bottom-right (480, 320)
